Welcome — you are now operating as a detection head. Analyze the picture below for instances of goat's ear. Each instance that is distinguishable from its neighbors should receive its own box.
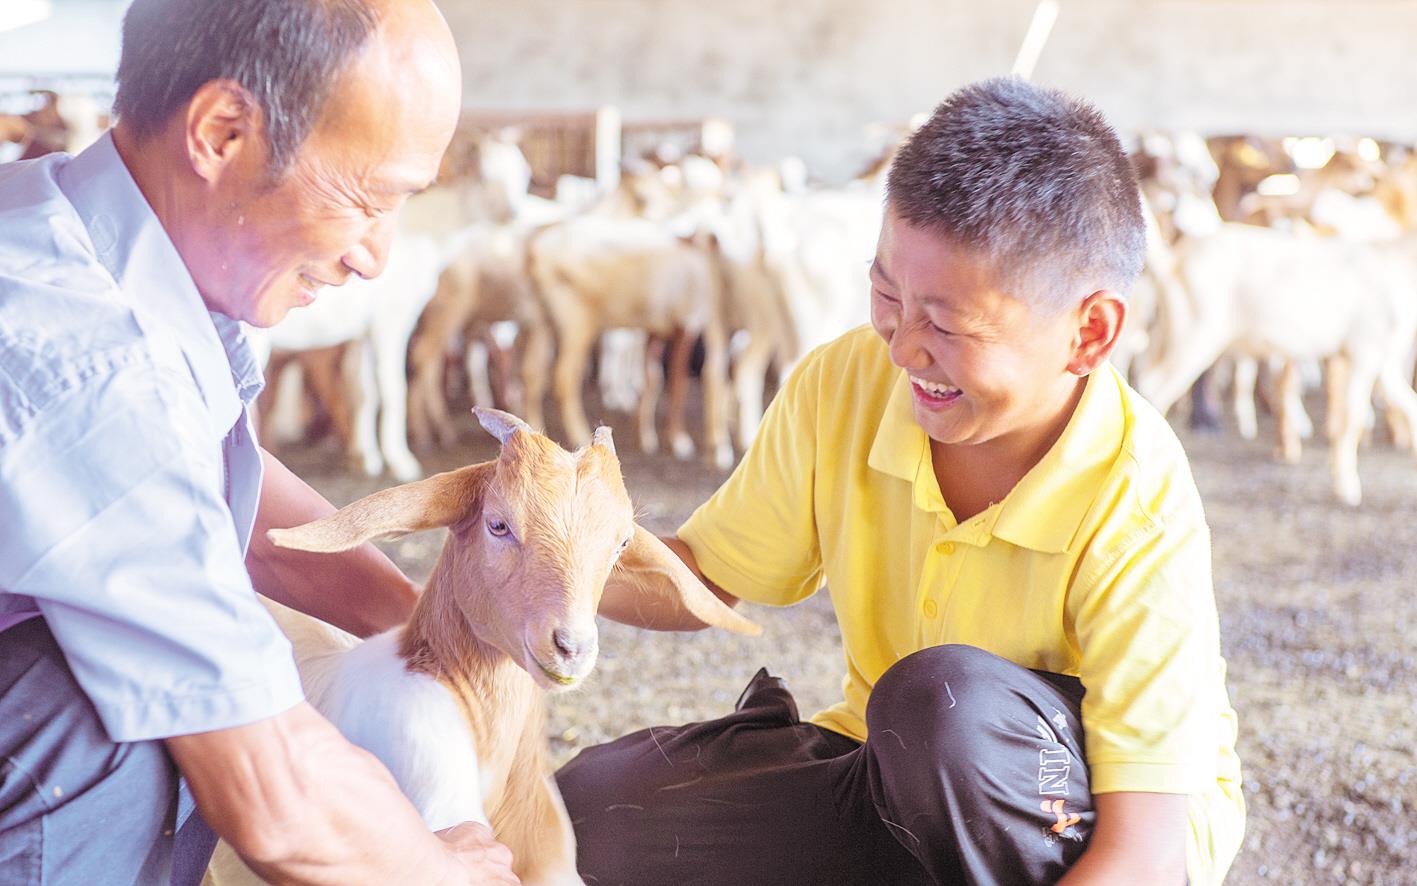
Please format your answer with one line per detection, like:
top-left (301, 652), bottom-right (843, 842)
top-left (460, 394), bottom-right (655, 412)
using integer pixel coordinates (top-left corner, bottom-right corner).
top-left (591, 424), bottom-right (615, 455)
top-left (474, 407), bottom-right (535, 445)
top-left (268, 462), bottom-right (493, 553)
top-left (611, 526), bottom-right (762, 636)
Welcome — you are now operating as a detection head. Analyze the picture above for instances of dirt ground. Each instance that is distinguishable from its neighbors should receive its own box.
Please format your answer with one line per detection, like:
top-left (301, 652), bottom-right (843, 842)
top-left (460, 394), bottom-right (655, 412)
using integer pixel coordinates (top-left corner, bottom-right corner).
top-left (279, 391), bottom-right (1417, 885)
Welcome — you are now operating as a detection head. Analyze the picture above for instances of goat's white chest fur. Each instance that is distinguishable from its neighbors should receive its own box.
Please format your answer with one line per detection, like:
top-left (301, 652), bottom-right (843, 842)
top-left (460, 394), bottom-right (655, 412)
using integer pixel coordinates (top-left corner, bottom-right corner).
top-left (313, 630), bottom-right (491, 830)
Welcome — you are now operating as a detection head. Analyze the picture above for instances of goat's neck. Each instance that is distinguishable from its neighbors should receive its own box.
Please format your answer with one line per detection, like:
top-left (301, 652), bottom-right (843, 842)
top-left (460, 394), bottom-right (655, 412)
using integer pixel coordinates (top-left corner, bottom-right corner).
top-left (398, 551), bottom-right (549, 824)
top-left (400, 552), bottom-right (532, 706)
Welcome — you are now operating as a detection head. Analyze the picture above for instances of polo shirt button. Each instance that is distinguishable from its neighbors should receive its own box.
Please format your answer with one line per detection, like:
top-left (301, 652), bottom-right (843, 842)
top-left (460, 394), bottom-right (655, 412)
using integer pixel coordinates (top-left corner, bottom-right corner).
top-left (936, 542), bottom-right (955, 555)
top-left (922, 599), bottom-right (939, 618)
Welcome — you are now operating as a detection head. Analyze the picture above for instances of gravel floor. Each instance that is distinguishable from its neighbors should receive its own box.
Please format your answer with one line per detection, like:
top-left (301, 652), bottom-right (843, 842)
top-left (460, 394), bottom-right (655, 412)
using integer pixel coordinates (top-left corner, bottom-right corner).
top-left (278, 392), bottom-right (1417, 885)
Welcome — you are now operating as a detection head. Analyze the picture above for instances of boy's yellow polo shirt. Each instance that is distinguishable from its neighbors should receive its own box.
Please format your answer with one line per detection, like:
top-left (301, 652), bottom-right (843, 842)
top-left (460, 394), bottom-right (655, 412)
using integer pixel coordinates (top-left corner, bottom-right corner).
top-left (679, 325), bottom-right (1244, 883)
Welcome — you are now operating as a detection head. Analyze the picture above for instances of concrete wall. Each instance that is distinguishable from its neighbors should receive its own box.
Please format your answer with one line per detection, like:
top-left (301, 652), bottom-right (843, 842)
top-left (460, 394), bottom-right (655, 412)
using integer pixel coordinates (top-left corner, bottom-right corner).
top-left (3, 1), bottom-right (1414, 180)
top-left (442, 0), bottom-right (1417, 180)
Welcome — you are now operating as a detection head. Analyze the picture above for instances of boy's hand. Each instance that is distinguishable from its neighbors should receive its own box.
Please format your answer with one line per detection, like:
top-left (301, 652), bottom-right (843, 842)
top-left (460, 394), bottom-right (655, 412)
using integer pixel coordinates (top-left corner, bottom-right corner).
top-left (436, 822), bottom-right (520, 884)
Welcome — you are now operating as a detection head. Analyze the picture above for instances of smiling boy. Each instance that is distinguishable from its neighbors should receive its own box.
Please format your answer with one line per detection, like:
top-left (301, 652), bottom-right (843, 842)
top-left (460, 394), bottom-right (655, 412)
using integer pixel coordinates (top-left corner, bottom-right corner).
top-left (561, 78), bottom-right (1244, 885)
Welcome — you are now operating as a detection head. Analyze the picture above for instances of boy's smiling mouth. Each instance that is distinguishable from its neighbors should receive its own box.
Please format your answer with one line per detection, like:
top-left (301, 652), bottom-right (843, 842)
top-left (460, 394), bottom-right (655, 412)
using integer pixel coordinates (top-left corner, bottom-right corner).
top-left (910, 374), bottom-right (963, 409)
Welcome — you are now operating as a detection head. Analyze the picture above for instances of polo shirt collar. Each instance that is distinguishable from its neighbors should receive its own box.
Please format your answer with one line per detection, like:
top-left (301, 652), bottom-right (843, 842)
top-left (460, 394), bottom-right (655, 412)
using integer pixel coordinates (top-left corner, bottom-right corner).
top-left (56, 132), bottom-right (263, 424)
top-left (867, 365), bottom-right (1127, 554)
top-left (867, 370), bottom-right (944, 515)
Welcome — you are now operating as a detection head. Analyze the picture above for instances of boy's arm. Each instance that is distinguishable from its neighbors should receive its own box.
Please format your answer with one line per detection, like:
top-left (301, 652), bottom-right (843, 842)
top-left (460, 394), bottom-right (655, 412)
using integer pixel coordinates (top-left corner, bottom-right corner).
top-left (1056, 792), bottom-right (1188, 885)
top-left (245, 448), bottom-right (419, 637)
top-left (597, 535), bottom-right (742, 631)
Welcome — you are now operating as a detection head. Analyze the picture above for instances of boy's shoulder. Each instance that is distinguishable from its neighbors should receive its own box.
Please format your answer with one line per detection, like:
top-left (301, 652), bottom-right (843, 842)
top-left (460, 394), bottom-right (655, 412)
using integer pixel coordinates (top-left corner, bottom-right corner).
top-left (792, 324), bottom-right (897, 398)
top-left (1098, 369), bottom-right (1208, 532)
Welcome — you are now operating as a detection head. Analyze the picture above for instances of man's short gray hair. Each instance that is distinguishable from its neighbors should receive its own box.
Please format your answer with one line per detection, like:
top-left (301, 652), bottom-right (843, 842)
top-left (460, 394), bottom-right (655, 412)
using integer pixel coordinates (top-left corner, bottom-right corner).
top-left (886, 77), bottom-right (1146, 314)
top-left (114, 0), bottom-right (380, 177)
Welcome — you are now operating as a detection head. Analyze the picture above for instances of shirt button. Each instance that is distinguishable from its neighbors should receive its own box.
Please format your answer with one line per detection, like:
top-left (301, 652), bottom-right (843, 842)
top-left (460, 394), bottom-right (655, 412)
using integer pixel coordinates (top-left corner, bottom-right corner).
top-left (922, 599), bottom-right (939, 619)
top-left (936, 542), bottom-right (955, 555)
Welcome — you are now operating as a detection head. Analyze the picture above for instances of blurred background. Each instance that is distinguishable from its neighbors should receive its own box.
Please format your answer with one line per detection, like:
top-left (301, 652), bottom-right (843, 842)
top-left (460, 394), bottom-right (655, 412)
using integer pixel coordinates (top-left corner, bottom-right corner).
top-left (4, 2), bottom-right (1415, 884)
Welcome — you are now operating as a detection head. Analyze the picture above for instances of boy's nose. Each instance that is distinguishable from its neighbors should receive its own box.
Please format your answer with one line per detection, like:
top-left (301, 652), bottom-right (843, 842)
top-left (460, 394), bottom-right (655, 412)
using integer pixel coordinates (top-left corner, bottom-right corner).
top-left (888, 324), bottom-right (932, 371)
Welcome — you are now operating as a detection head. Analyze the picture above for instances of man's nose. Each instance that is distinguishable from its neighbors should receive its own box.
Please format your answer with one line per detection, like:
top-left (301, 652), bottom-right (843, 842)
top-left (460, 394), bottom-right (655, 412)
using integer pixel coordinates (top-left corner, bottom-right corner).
top-left (342, 215), bottom-right (398, 280)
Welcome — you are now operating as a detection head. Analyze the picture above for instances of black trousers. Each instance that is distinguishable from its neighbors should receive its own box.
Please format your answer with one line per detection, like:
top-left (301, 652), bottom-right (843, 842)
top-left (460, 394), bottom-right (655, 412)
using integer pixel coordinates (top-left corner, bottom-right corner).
top-left (0, 618), bottom-right (218, 886)
top-left (557, 644), bottom-right (1093, 886)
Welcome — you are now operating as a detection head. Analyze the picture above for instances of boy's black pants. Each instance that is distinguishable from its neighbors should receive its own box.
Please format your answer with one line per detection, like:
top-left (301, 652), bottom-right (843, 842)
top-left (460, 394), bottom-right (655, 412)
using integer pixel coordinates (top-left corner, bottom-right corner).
top-left (557, 644), bottom-right (1093, 885)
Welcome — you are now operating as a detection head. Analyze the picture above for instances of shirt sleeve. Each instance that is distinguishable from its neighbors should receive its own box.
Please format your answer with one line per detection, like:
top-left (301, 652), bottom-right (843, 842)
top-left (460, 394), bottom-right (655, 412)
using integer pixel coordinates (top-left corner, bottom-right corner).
top-left (1069, 511), bottom-right (1224, 795)
top-left (677, 349), bottom-right (825, 606)
top-left (0, 359), bottom-right (303, 742)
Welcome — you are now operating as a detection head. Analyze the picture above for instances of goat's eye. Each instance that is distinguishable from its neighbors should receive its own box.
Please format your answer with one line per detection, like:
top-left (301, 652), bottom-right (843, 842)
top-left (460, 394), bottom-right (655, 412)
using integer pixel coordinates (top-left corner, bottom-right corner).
top-left (618, 536), bottom-right (632, 552)
top-left (486, 517), bottom-right (511, 538)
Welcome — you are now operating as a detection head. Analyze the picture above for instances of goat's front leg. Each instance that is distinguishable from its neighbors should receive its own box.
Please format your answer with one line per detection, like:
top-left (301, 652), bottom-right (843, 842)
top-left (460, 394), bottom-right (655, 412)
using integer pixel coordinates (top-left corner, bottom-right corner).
top-left (501, 774), bottom-right (583, 886)
top-left (664, 326), bottom-right (696, 460)
top-left (553, 317), bottom-right (597, 449)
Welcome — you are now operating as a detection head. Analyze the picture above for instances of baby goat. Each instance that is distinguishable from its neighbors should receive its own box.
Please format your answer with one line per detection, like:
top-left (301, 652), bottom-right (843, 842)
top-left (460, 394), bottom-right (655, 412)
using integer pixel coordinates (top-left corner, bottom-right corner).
top-left (207, 408), bottom-right (759, 885)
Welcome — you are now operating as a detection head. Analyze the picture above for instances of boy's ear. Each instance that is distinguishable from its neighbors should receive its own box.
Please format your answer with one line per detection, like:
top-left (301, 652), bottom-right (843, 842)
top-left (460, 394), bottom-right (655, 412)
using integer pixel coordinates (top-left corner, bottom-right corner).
top-left (1068, 290), bottom-right (1128, 376)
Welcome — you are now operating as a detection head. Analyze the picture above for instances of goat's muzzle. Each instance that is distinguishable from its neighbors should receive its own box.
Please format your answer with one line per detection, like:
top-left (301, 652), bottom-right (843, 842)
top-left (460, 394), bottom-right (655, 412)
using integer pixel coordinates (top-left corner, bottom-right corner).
top-left (524, 625), bottom-right (599, 690)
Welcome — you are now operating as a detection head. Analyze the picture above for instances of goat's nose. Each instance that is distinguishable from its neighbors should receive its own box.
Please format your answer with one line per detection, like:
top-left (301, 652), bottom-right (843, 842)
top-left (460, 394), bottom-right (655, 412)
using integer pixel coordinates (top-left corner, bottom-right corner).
top-left (551, 627), bottom-right (597, 664)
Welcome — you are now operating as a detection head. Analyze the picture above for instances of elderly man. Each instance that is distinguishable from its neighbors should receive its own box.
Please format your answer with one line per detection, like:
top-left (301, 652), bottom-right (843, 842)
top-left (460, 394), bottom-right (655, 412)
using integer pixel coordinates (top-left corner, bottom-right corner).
top-left (0, 1), bottom-right (519, 884)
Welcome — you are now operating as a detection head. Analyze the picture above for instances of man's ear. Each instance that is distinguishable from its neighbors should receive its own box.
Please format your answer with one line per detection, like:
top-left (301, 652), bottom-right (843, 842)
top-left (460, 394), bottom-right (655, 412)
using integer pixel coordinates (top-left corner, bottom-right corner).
top-left (184, 79), bottom-right (265, 185)
top-left (1068, 290), bottom-right (1128, 376)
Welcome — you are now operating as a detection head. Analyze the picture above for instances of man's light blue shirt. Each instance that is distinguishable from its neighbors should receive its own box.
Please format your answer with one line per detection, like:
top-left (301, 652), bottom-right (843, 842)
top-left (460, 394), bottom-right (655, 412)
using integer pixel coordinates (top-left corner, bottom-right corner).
top-left (0, 133), bottom-right (303, 742)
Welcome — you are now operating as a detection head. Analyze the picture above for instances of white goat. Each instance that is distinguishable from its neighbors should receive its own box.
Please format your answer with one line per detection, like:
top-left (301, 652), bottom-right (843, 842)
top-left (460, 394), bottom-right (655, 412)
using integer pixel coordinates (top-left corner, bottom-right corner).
top-left (1135, 225), bottom-right (1417, 505)
top-left (406, 228), bottom-right (554, 450)
top-left (206, 408), bottom-right (760, 886)
top-left (527, 216), bottom-right (734, 469)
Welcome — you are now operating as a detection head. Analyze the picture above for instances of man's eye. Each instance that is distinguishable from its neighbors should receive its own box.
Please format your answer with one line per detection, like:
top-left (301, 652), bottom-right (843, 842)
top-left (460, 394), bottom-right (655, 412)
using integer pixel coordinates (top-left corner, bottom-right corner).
top-left (486, 517), bottom-right (511, 537)
top-left (873, 289), bottom-right (898, 304)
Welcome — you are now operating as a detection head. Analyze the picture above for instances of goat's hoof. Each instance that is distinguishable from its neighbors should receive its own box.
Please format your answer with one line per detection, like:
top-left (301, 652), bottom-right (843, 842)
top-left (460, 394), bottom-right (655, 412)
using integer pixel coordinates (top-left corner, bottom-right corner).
top-left (640, 433), bottom-right (659, 455)
top-left (1335, 484), bottom-right (1362, 507)
top-left (388, 456), bottom-right (424, 483)
top-left (712, 444), bottom-right (735, 472)
top-left (671, 434), bottom-right (695, 460)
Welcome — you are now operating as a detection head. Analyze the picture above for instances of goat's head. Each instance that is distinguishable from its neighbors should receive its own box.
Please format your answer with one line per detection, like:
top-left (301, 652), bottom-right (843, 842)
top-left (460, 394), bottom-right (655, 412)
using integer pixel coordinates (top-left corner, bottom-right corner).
top-left (266, 407), bottom-right (758, 691)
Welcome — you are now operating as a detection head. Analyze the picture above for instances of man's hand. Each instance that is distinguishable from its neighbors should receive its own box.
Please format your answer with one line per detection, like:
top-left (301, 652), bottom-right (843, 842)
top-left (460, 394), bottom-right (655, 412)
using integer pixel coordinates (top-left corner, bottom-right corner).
top-left (436, 823), bottom-right (520, 885)
top-left (167, 702), bottom-right (505, 885)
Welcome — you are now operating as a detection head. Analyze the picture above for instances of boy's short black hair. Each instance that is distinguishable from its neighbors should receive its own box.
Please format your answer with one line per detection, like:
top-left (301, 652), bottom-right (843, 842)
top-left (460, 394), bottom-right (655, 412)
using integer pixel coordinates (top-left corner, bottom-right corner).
top-left (886, 77), bottom-right (1145, 313)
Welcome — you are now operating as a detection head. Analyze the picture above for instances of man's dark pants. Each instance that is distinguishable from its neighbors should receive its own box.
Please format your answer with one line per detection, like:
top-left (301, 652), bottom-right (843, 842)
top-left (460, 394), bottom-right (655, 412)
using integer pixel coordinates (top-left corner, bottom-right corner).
top-left (0, 618), bottom-right (218, 886)
top-left (557, 644), bottom-right (1093, 885)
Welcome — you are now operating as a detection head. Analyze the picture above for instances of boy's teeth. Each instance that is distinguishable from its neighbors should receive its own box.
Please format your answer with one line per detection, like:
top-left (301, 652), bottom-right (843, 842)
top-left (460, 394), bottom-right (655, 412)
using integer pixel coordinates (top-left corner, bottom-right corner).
top-left (911, 375), bottom-right (960, 396)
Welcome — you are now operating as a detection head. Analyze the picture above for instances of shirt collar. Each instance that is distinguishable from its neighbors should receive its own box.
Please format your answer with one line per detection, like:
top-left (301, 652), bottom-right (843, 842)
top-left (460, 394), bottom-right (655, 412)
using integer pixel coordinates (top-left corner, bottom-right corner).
top-left (56, 132), bottom-right (263, 421)
top-left (866, 371), bottom-right (950, 516)
top-left (867, 364), bottom-right (1127, 553)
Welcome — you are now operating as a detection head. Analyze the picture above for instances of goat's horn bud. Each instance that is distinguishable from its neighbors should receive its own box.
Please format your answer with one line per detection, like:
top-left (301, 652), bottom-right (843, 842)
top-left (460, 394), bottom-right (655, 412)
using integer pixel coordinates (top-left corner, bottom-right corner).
top-left (474, 407), bottom-right (535, 445)
top-left (591, 424), bottom-right (615, 455)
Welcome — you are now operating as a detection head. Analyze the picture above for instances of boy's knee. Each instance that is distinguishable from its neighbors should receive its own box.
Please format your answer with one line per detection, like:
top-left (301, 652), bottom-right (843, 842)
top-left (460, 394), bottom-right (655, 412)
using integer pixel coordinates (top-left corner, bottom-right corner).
top-left (867, 645), bottom-right (1018, 759)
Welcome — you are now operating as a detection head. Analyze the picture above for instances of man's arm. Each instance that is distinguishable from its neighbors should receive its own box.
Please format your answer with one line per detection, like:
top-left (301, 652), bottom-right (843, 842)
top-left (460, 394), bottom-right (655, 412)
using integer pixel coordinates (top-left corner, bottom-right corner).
top-left (1056, 791), bottom-right (1188, 885)
top-left (246, 448), bottom-right (419, 637)
top-left (596, 535), bottom-right (741, 631)
top-left (166, 702), bottom-right (518, 885)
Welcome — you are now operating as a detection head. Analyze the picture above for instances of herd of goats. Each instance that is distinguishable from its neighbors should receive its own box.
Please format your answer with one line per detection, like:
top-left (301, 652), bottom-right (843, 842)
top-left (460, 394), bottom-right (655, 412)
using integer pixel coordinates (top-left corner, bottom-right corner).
top-left (10, 98), bottom-right (1417, 506)
top-left (256, 124), bottom-right (1417, 508)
